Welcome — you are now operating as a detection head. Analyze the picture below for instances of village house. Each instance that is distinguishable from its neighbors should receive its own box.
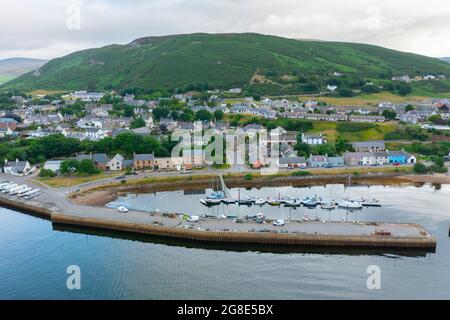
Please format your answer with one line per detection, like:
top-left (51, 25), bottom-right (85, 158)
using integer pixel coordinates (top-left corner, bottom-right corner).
top-left (327, 156), bottom-right (344, 167)
top-left (349, 115), bottom-right (385, 123)
top-left (400, 111), bottom-right (419, 124)
top-left (183, 149), bottom-right (204, 169)
top-left (344, 152), bottom-right (389, 166)
top-left (76, 153), bottom-right (109, 170)
top-left (387, 151), bottom-right (416, 164)
top-left (70, 91), bottom-right (105, 102)
top-left (43, 160), bottom-right (63, 173)
top-left (3, 159), bottom-right (33, 176)
top-left (307, 155), bottom-right (328, 168)
top-left (301, 133), bottom-right (326, 145)
top-left (352, 141), bottom-right (385, 153)
top-left (133, 153), bottom-right (155, 170)
top-left (107, 154), bottom-right (124, 171)
top-left (277, 156), bottom-right (307, 169)
top-left (0, 118), bottom-right (18, 131)
top-left (154, 157), bottom-right (183, 171)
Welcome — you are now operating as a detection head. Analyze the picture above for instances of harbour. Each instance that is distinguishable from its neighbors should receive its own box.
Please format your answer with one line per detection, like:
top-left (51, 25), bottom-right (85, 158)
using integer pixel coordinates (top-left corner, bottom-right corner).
top-left (0, 174), bottom-right (438, 250)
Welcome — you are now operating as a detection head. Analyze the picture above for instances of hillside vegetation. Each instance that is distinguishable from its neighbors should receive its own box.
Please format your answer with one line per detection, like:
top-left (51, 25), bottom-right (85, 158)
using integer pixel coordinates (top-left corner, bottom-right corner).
top-left (3, 33), bottom-right (450, 93)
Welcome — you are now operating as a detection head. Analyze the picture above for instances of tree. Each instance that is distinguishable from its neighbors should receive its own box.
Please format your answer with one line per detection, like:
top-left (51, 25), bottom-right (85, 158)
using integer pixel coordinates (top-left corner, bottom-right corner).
top-left (294, 142), bottom-right (311, 157)
top-left (60, 159), bottom-right (79, 175)
top-left (124, 105), bottom-right (134, 117)
top-left (78, 159), bottom-right (100, 175)
top-left (152, 107), bottom-right (170, 120)
top-left (382, 109), bottom-right (397, 120)
top-left (395, 82), bottom-right (412, 96)
top-left (335, 137), bottom-right (353, 154)
top-left (428, 114), bottom-right (443, 124)
top-left (405, 104), bottom-right (415, 112)
top-left (337, 87), bottom-right (354, 97)
top-left (131, 117), bottom-right (146, 129)
top-left (213, 110), bottom-right (224, 121)
top-left (195, 109), bottom-right (213, 122)
top-left (413, 162), bottom-right (429, 174)
top-left (314, 143), bottom-right (336, 157)
top-left (361, 84), bottom-right (380, 94)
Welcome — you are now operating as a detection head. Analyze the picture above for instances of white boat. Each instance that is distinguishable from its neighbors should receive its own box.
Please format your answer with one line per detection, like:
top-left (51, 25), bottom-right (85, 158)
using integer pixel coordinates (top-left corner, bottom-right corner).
top-left (302, 215), bottom-right (310, 222)
top-left (321, 202), bottom-right (336, 210)
top-left (284, 199), bottom-right (302, 207)
top-left (20, 188), bottom-right (40, 198)
top-left (10, 185), bottom-right (29, 195)
top-left (273, 219), bottom-right (285, 226)
top-left (267, 198), bottom-right (281, 206)
top-left (2, 183), bottom-right (18, 193)
top-left (118, 206), bottom-right (129, 213)
top-left (187, 215), bottom-right (200, 222)
top-left (254, 198), bottom-right (266, 206)
top-left (16, 187), bottom-right (33, 197)
top-left (338, 200), bottom-right (363, 210)
top-left (302, 197), bottom-right (318, 207)
top-left (362, 199), bottom-right (382, 207)
top-left (280, 195), bottom-right (294, 203)
top-left (23, 189), bottom-right (41, 200)
top-left (222, 198), bottom-right (236, 204)
top-left (200, 198), bottom-right (221, 206)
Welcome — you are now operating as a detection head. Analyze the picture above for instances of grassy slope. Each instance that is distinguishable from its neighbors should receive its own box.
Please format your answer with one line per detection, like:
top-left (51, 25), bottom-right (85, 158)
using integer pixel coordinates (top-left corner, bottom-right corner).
top-left (4, 33), bottom-right (450, 92)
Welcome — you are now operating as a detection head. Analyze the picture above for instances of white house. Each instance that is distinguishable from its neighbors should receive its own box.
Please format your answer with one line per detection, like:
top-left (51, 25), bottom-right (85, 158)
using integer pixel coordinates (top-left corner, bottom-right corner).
top-left (326, 85), bottom-right (337, 92)
top-left (107, 154), bottom-right (124, 171)
top-left (301, 133), bottom-right (326, 145)
top-left (43, 160), bottom-right (62, 173)
top-left (3, 159), bottom-right (33, 176)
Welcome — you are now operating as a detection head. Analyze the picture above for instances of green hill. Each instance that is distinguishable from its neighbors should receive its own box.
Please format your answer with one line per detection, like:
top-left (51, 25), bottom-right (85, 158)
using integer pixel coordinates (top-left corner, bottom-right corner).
top-left (3, 33), bottom-right (450, 93)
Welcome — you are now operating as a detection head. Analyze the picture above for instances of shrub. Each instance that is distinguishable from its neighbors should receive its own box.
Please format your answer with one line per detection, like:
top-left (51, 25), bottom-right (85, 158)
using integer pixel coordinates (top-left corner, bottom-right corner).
top-left (244, 174), bottom-right (253, 181)
top-left (292, 171), bottom-right (311, 177)
top-left (413, 163), bottom-right (429, 174)
top-left (39, 169), bottom-right (56, 178)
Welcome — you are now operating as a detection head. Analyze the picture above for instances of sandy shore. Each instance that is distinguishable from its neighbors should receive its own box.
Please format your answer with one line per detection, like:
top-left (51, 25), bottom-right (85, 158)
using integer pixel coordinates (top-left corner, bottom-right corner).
top-left (401, 174), bottom-right (450, 184)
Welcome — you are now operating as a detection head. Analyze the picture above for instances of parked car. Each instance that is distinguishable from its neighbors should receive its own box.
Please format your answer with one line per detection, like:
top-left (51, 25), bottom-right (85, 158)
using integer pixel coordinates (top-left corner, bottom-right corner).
top-left (115, 175), bottom-right (126, 180)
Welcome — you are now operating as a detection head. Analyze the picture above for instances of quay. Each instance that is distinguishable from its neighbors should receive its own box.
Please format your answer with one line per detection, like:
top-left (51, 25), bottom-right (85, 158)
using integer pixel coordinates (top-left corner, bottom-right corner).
top-left (0, 174), bottom-right (437, 250)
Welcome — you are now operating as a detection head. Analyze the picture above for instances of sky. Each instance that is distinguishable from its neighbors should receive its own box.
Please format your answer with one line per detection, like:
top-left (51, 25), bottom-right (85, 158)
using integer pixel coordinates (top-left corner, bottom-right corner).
top-left (0, 0), bottom-right (449, 60)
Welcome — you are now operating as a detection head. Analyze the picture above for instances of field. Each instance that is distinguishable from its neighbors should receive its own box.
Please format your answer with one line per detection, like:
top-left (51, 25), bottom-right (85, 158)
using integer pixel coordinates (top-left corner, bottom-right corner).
top-left (35, 171), bottom-right (126, 188)
top-left (295, 92), bottom-right (448, 106)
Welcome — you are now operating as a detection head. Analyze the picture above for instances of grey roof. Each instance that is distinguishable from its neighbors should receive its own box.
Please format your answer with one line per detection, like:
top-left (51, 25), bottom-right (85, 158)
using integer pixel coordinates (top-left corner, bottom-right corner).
top-left (388, 150), bottom-right (411, 157)
top-left (352, 140), bottom-right (385, 148)
top-left (279, 156), bottom-right (307, 164)
top-left (0, 118), bottom-right (18, 123)
top-left (5, 161), bottom-right (28, 172)
top-left (133, 153), bottom-right (155, 161)
top-left (92, 153), bottom-right (109, 164)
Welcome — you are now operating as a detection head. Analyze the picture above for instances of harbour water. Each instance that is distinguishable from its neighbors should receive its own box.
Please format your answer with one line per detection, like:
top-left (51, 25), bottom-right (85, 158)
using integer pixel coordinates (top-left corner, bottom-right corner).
top-left (1, 183), bottom-right (450, 299)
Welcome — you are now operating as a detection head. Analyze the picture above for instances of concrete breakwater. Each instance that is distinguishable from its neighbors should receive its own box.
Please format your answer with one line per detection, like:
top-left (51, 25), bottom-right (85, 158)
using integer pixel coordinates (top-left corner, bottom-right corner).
top-left (0, 193), bottom-right (437, 251)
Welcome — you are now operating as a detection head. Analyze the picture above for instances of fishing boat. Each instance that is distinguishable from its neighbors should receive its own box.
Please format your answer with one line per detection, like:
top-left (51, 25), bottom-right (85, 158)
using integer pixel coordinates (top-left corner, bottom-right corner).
top-left (321, 202), bottom-right (336, 210)
top-left (238, 197), bottom-right (254, 206)
top-left (226, 213), bottom-right (238, 219)
top-left (284, 198), bottom-right (302, 207)
top-left (206, 190), bottom-right (226, 200)
top-left (267, 198), bottom-right (281, 206)
top-left (280, 195), bottom-right (294, 204)
top-left (255, 212), bottom-right (265, 223)
top-left (362, 199), bottom-right (382, 207)
top-left (338, 200), bottom-right (363, 210)
top-left (301, 197), bottom-right (318, 207)
top-left (254, 198), bottom-right (266, 206)
top-left (118, 206), bottom-right (129, 213)
top-left (200, 198), bottom-right (221, 206)
top-left (222, 198), bottom-right (236, 204)
top-left (302, 215), bottom-right (310, 222)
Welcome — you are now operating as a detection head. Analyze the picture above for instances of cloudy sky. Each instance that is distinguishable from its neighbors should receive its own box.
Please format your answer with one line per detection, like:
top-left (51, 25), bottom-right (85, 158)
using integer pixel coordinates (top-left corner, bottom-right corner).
top-left (1, 0), bottom-right (449, 60)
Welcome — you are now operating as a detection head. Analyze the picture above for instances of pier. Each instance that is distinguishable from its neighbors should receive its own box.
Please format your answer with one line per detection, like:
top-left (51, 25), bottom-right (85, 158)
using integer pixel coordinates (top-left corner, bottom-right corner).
top-left (0, 173), bottom-right (437, 251)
